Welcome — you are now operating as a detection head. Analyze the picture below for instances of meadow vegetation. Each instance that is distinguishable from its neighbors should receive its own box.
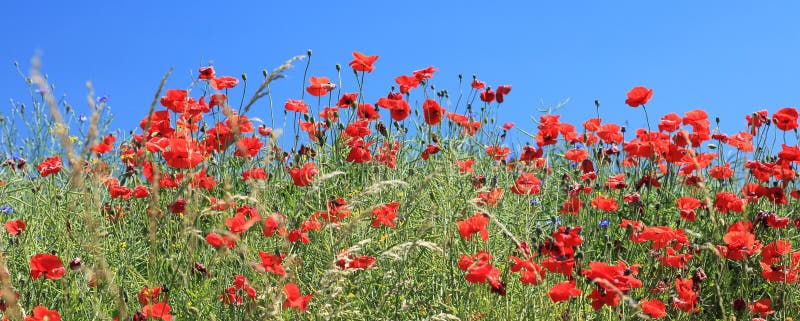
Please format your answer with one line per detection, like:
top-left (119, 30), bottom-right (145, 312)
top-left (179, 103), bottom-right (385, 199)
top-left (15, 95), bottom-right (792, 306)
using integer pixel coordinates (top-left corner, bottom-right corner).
top-left (0, 52), bottom-right (798, 320)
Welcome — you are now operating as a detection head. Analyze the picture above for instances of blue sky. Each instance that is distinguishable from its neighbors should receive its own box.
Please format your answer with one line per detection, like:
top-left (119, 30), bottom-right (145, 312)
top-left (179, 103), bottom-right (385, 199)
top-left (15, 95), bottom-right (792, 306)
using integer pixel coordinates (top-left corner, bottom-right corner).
top-left (2, 1), bottom-right (799, 148)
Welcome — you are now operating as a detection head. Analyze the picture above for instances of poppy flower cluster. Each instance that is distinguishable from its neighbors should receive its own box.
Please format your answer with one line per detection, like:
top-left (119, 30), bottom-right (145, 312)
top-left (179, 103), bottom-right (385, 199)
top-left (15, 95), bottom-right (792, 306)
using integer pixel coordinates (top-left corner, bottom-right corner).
top-left (8, 52), bottom-right (800, 320)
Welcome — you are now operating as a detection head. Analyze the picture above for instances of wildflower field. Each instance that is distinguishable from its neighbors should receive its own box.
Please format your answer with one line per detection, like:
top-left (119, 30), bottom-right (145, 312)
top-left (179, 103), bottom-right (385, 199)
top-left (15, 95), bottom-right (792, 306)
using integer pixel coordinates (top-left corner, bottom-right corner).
top-left (1, 51), bottom-right (799, 321)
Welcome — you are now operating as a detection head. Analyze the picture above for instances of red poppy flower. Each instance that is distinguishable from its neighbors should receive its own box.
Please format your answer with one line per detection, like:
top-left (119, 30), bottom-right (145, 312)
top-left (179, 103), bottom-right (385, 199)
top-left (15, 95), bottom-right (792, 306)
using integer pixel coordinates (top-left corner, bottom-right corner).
top-left (509, 256), bottom-right (545, 285)
top-left (659, 248), bottom-right (692, 268)
top-left (253, 251), bottom-right (286, 276)
top-left (421, 144), bottom-right (441, 160)
top-left (583, 260), bottom-right (642, 309)
top-left (596, 124), bottom-right (623, 144)
top-left (547, 280), bottom-right (581, 302)
top-left (210, 76), bottom-right (239, 90)
top-left (658, 113), bottom-right (682, 132)
top-left (345, 138), bottom-right (373, 163)
top-left (714, 192), bottom-right (746, 213)
top-left (778, 144), bottom-right (800, 162)
top-left (287, 229), bottom-right (311, 244)
top-left (676, 196), bottom-right (702, 221)
top-left (587, 288), bottom-right (620, 310)
top-left (765, 213), bottom-right (790, 227)
top-left (559, 196), bottom-right (583, 215)
top-left (709, 164), bottom-right (734, 180)
top-left (480, 88), bottom-right (495, 103)
top-left (772, 107), bottom-right (799, 131)
top-left (485, 145), bottom-right (510, 161)
top-left (23, 306), bottom-right (61, 321)
top-left (564, 148), bottom-right (589, 163)
top-left (37, 156), bottom-right (62, 177)
top-left (159, 89), bottom-right (187, 112)
top-left (261, 212), bottom-right (286, 237)
top-left (510, 173), bottom-right (541, 195)
top-left (198, 66), bottom-right (215, 80)
top-left (289, 162), bottom-right (319, 187)
top-left (336, 253), bottom-right (376, 270)
top-left (138, 286), bottom-right (163, 305)
top-left (318, 106), bottom-right (339, 122)
top-left (591, 195), bottom-right (618, 212)
top-left (375, 141), bottom-right (401, 169)
top-left (220, 275), bottom-right (256, 305)
top-left (283, 282), bottom-right (313, 312)
top-left (750, 298), bottom-right (775, 317)
top-left (760, 240), bottom-right (792, 265)
top-left (285, 99), bottom-right (309, 114)
top-left (455, 159), bottom-right (475, 173)
top-left (457, 251), bottom-right (502, 289)
top-left (349, 51), bottom-right (379, 73)
top-left (337, 92), bottom-right (358, 108)
top-left (422, 99), bottom-right (444, 125)
top-left (495, 85), bottom-right (512, 103)
top-left (640, 298), bottom-right (667, 318)
top-left (394, 74), bottom-right (420, 94)
top-left (371, 202), bottom-right (400, 228)
top-left (717, 221), bottom-right (761, 261)
top-left (234, 137), bottom-right (263, 158)
top-left (30, 253), bottom-right (65, 280)
top-left (376, 96), bottom-right (411, 121)
top-left (306, 76), bottom-right (334, 97)
top-left (4, 219), bottom-right (26, 235)
top-left (625, 86), bottom-right (653, 107)
top-left (208, 197), bottom-right (236, 211)
top-left (162, 138), bottom-right (205, 169)
top-left (242, 168), bottom-right (268, 182)
top-left (673, 278), bottom-right (699, 312)
top-left (455, 212), bottom-right (490, 241)
top-left (138, 302), bottom-right (173, 321)
top-left (90, 134), bottom-right (116, 154)
top-left (412, 66), bottom-right (437, 80)
top-left (205, 232), bottom-right (236, 249)
top-left (226, 113), bottom-right (256, 132)
top-left (257, 125), bottom-right (272, 137)
top-left (476, 188), bottom-right (503, 206)
top-left (727, 131), bottom-right (754, 152)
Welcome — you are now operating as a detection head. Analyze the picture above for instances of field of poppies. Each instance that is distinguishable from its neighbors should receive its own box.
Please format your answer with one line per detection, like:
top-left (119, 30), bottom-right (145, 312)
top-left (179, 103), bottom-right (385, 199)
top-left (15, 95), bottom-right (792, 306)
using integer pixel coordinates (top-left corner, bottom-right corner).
top-left (1, 51), bottom-right (799, 320)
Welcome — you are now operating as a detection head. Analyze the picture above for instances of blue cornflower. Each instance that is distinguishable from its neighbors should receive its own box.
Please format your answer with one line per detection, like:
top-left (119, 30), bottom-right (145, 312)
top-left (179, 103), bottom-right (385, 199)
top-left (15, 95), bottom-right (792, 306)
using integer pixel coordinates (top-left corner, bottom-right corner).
top-left (530, 199), bottom-right (540, 205)
top-left (78, 114), bottom-right (88, 123)
top-left (0, 205), bottom-right (13, 215)
top-left (96, 95), bottom-right (109, 103)
top-left (546, 217), bottom-right (561, 226)
top-left (598, 219), bottom-right (610, 228)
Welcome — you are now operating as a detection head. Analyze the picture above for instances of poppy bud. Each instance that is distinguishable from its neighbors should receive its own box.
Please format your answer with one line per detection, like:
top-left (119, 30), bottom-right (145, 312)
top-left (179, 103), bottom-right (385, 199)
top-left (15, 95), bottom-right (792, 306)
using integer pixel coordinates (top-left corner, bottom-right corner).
top-left (732, 297), bottom-right (746, 311)
top-left (241, 73), bottom-right (247, 81)
top-left (307, 49), bottom-right (312, 57)
top-left (69, 257), bottom-right (82, 270)
top-left (335, 64), bottom-right (341, 71)
top-left (594, 99), bottom-right (599, 108)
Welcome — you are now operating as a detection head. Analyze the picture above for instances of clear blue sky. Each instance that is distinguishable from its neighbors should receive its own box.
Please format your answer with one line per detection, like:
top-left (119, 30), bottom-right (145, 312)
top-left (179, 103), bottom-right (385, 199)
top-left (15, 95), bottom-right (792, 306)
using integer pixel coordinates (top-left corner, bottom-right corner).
top-left (3, 1), bottom-right (799, 145)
